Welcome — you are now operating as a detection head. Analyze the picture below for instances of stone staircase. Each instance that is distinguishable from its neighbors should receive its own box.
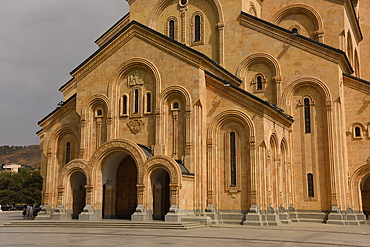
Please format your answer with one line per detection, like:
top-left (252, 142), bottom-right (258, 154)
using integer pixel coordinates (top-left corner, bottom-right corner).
top-left (2, 220), bottom-right (207, 230)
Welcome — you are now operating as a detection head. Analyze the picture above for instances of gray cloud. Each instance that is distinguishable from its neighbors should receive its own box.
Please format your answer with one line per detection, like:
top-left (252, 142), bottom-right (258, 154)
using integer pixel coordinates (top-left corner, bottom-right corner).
top-left (0, 0), bottom-right (129, 145)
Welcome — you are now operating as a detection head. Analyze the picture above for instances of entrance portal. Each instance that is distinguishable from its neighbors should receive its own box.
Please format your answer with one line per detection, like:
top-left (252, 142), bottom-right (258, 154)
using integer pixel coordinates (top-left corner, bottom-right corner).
top-left (72, 172), bottom-right (86, 219)
top-left (116, 156), bottom-right (138, 219)
top-left (361, 175), bottom-right (370, 217)
top-left (152, 169), bottom-right (170, 220)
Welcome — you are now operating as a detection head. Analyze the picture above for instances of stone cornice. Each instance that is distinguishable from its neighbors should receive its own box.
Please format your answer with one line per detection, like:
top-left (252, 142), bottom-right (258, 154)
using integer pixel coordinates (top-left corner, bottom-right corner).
top-left (62, 21), bottom-right (241, 93)
top-left (95, 13), bottom-right (130, 47)
top-left (343, 74), bottom-right (370, 94)
top-left (240, 12), bottom-right (354, 75)
top-left (205, 71), bottom-right (293, 127)
top-left (38, 94), bottom-right (77, 128)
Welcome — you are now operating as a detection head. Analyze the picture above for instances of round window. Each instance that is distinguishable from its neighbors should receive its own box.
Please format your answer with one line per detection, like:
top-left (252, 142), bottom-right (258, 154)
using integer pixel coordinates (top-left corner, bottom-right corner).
top-left (180, 0), bottom-right (187, 6)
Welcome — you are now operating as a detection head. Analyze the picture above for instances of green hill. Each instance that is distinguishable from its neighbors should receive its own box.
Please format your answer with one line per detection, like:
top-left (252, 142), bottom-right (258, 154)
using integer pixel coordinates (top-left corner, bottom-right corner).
top-left (0, 145), bottom-right (40, 168)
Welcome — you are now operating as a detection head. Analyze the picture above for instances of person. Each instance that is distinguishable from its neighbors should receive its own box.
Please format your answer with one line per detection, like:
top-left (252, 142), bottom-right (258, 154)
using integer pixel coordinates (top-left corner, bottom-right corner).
top-left (29, 205), bottom-right (34, 220)
top-left (22, 205), bottom-right (27, 220)
top-left (26, 205), bottom-right (31, 220)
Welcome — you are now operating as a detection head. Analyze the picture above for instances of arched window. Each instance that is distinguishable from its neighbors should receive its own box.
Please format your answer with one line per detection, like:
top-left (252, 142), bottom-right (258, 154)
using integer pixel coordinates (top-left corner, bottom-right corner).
top-left (134, 89), bottom-right (139, 114)
top-left (97, 109), bottom-right (103, 117)
top-left (354, 126), bottom-right (362, 137)
top-left (257, 75), bottom-right (263, 90)
top-left (191, 12), bottom-right (204, 45)
top-left (180, 0), bottom-right (187, 5)
top-left (169, 20), bottom-right (175, 39)
top-left (122, 95), bottom-right (128, 115)
top-left (166, 17), bottom-right (178, 41)
top-left (230, 132), bottom-right (236, 186)
top-left (304, 98), bottom-right (311, 133)
top-left (66, 142), bottom-right (71, 164)
top-left (146, 92), bottom-right (151, 113)
top-left (307, 173), bottom-right (314, 197)
top-left (194, 15), bottom-right (201, 42)
top-left (173, 101), bottom-right (179, 110)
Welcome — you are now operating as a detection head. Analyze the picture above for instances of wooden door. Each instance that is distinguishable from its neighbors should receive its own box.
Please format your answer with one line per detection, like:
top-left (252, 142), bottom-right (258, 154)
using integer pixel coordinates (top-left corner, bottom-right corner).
top-left (116, 156), bottom-right (137, 219)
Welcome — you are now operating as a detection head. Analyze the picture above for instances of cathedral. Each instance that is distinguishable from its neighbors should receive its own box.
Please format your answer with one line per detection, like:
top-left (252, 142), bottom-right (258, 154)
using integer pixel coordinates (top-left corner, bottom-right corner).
top-left (37, 0), bottom-right (370, 225)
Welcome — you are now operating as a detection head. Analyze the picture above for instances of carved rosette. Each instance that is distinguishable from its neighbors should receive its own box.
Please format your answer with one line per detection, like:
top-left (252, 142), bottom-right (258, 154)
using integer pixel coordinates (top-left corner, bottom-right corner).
top-left (127, 120), bottom-right (145, 134)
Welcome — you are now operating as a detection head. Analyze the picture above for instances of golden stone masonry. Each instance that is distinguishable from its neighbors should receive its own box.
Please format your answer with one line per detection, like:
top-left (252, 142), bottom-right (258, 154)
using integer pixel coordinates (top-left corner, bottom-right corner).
top-left (37, 0), bottom-right (370, 225)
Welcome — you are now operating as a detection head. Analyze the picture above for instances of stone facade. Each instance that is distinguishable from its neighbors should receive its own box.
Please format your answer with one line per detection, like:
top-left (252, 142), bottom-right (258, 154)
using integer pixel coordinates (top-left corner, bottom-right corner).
top-left (37, 0), bottom-right (370, 225)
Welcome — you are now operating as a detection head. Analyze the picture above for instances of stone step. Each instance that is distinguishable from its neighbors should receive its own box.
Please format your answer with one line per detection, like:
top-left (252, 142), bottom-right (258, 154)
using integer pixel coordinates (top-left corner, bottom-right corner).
top-left (3, 220), bottom-right (207, 230)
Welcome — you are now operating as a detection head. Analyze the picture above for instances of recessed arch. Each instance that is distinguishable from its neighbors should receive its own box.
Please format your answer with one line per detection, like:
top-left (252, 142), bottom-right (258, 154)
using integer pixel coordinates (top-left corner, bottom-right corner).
top-left (282, 77), bottom-right (332, 107)
top-left (147, 0), bottom-right (224, 29)
top-left (236, 52), bottom-right (281, 79)
top-left (271, 4), bottom-right (323, 35)
top-left (208, 110), bottom-right (255, 140)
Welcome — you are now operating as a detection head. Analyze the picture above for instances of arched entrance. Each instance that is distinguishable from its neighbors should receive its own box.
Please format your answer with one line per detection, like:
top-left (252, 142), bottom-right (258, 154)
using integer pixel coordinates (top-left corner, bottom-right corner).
top-left (71, 171), bottom-right (86, 219)
top-left (361, 175), bottom-right (370, 217)
top-left (116, 156), bottom-right (138, 219)
top-left (151, 169), bottom-right (170, 220)
top-left (101, 152), bottom-right (138, 219)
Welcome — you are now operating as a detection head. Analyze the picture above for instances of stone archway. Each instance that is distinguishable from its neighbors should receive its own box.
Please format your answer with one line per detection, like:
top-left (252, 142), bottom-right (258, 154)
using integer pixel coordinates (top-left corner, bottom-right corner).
top-left (361, 175), bottom-right (370, 217)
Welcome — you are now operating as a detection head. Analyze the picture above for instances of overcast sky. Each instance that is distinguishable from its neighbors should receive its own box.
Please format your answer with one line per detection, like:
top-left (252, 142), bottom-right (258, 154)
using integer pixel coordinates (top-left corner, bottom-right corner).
top-left (0, 1), bottom-right (129, 146)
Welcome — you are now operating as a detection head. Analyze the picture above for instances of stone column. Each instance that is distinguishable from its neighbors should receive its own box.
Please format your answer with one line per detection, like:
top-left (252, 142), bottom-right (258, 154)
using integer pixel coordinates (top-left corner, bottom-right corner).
top-left (51, 186), bottom-right (69, 220)
top-left (326, 101), bottom-right (345, 224)
top-left (132, 185), bottom-right (148, 221)
top-left (205, 139), bottom-right (216, 212)
top-left (79, 185), bottom-right (97, 220)
top-left (217, 22), bottom-right (225, 66)
top-left (165, 184), bottom-right (181, 222)
top-left (244, 136), bottom-right (264, 226)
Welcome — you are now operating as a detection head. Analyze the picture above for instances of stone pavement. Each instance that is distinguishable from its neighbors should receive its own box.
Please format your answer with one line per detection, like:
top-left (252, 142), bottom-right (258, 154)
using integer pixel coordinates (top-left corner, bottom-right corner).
top-left (0, 211), bottom-right (369, 246)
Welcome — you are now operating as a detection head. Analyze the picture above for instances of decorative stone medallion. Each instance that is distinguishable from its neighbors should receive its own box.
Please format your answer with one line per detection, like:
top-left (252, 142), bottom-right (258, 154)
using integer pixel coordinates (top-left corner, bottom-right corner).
top-left (128, 70), bottom-right (145, 86)
top-left (127, 120), bottom-right (145, 134)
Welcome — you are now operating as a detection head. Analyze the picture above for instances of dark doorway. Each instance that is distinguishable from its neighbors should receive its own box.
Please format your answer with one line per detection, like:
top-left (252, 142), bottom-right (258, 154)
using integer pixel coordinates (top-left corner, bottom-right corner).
top-left (361, 175), bottom-right (370, 217)
top-left (152, 169), bottom-right (170, 220)
top-left (72, 172), bottom-right (86, 219)
top-left (116, 156), bottom-right (138, 219)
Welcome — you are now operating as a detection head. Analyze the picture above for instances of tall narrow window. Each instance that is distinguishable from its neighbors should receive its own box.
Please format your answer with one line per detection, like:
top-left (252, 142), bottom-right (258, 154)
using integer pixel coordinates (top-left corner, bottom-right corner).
top-left (146, 93), bottom-right (151, 113)
top-left (307, 173), bottom-right (314, 197)
top-left (134, 89), bottom-right (139, 114)
top-left (354, 126), bottom-right (361, 137)
top-left (230, 132), bottom-right (236, 186)
top-left (304, 98), bottom-right (311, 133)
top-left (257, 75), bottom-right (263, 90)
top-left (169, 20), bottom-right (175, 39)
top-left (66, 142), bottom-right (71, 164)
top-left (194, 15), bottom-right (201, 42)
top-left (122, 95), bottom-right (128, 115)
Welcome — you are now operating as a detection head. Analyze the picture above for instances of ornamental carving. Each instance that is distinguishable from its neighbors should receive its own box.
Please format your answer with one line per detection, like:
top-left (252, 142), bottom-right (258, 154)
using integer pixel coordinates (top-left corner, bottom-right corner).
top-left (367, 156), bottom-right (370, 165)
top-left (88, 140), bottom-right (146, 175)
top-left (59, 159), bottom-right (91, 187)
top-left (127, 120), bottom-right (145, 134)
top-left (141, 157), bottom-right (179, 185)
top-left (128, 69), bottom-right (145, 86)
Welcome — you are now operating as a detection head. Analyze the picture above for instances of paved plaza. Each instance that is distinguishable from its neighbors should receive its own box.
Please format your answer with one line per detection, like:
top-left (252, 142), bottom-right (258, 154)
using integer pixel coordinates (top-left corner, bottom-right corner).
top-left (0, 211), bottom-right (369, 246)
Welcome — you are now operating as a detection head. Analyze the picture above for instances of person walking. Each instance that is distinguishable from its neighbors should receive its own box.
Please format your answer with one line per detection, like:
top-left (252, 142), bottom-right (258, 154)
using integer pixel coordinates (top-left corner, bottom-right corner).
top-left (29, 205), bottom-right (34, 220)
top-left (22, 205), bottom-right (27, 220)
